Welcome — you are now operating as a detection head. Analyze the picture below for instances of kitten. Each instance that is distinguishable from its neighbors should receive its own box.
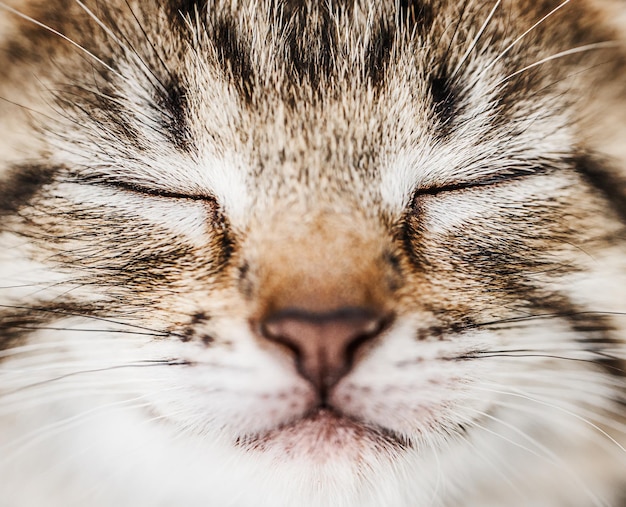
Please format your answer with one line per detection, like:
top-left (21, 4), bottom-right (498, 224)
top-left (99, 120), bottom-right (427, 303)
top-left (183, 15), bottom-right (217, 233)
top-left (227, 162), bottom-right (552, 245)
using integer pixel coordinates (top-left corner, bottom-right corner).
top-left (0, 0), bottom-right (625, 506)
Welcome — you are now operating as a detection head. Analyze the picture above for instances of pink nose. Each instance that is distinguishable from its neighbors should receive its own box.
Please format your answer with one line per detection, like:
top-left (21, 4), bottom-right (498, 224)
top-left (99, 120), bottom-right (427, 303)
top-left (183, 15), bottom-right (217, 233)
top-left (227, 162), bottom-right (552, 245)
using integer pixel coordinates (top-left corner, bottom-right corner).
top-left (260, 307), bottom-right (389, 393)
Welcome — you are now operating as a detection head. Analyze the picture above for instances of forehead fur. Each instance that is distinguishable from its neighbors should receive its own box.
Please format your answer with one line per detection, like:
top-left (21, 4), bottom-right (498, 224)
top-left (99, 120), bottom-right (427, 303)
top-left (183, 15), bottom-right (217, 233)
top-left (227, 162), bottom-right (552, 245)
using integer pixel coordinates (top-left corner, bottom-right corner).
top-left (2, 0), bottom-right (625, 220)
top-left (3, 0), bottom-right (623, 129)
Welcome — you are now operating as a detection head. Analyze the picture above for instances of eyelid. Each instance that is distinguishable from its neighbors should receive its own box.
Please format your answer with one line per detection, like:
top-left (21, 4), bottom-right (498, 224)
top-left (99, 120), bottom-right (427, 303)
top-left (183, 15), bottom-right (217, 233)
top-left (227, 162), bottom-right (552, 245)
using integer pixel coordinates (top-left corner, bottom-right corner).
top-left (79, 178), bottom-right (217, 203)
top-left (413, 166), bottom-right (551, 198)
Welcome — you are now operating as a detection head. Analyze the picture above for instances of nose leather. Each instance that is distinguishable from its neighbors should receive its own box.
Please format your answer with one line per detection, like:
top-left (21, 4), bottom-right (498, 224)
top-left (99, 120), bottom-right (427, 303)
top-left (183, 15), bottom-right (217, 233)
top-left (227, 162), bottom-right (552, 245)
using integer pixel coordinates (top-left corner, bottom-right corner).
top-left (260, 307), bottom-right (387, 392)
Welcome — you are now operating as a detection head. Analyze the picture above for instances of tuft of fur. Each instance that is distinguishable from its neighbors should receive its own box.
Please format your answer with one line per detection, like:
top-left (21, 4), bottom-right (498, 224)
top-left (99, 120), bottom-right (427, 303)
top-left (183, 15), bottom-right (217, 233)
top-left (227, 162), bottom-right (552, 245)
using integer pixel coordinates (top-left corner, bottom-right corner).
top-left (0, 1), bottom-right (626, 506)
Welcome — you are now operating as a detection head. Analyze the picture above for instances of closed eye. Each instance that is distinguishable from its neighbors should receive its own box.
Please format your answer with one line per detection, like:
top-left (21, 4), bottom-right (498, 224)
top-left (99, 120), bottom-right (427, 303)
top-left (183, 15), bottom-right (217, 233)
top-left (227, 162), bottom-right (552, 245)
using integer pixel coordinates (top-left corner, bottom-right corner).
top-left (412, 165), bottom-right (553, 199)
top-left (73, 176), bottom-right (217, 203)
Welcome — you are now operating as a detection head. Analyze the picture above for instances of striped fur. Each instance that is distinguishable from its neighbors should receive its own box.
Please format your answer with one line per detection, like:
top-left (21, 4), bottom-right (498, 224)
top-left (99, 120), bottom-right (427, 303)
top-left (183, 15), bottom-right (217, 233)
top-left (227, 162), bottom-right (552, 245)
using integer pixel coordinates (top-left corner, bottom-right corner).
top-left (0, 1), bottom-right (625, 506)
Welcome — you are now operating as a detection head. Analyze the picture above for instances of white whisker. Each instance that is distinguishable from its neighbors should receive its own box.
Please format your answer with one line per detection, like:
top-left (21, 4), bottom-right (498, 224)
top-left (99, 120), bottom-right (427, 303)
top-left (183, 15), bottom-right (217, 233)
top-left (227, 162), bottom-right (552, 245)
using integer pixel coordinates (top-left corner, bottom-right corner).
top-left (73, 0), bottom-right (168, 94)
top-left (0, 390), bottom-right (182, 462)
top-left (465, 393), bottom-right (626, 464)
top-left (477, 0), bottom-right (572, 79)
top-left (450, 0), bottom-right (502, 80)
top-left (461, 437), bottom-right (528, 500)
top-left (0, 2), bottom-right (124, 80)
top-left (466, 406), bottom-right (612, 507)
top-left (473, 385), bottom-right (626, 454)
top-left (0, 382), bottom-right (163, 414)
top-left (494, 41), bottom-right (620, 88)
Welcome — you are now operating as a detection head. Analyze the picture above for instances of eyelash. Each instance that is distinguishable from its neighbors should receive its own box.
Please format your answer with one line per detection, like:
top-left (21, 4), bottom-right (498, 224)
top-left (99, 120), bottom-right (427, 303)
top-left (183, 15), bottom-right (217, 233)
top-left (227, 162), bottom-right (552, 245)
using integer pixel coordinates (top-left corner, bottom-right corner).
top-left (86, 179), bottom-right (217, 203)
top-left (412, 166), bottom-right (549, 198)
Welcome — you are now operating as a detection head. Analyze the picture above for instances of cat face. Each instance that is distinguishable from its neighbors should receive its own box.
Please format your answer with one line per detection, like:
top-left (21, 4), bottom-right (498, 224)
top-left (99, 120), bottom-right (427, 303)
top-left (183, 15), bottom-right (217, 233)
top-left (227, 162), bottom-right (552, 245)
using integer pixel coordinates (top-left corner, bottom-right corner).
top-left (1, 1), bottom-right (625, 506)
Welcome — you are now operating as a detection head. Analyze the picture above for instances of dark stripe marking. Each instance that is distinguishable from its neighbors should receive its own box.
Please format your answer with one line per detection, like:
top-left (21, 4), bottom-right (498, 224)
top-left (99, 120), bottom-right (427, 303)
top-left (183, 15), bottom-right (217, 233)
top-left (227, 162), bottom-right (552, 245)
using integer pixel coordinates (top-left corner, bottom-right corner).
top-left (0, 164), bottom-right (57, 217)
top-left (212, 16), bottom-right (256, 103)
top-left (167, 0), bottom-right (209, 24)
top-left (364, 22), bottom-right (396, 85)
top-left (160, 76), bottom-right (193, 151)
top-left (574, 155), bottom-right (626, 225)
top-left (0, 302), bottom-right (97, 353)
top-left (397, 0), bottom-right (435, 33)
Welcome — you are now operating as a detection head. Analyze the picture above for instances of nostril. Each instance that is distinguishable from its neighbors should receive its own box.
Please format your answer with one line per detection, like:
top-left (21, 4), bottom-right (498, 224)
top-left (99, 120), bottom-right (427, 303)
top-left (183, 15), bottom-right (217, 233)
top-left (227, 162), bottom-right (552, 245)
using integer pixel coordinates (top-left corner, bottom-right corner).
top-left (258, 307), bottom-right (391, 392)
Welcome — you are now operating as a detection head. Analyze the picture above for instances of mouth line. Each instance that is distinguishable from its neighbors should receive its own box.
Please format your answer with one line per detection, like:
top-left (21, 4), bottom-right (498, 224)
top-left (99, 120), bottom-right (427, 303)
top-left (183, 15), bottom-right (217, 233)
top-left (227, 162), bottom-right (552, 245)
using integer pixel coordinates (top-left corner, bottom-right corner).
top-left (235, 405), bottom-right (412, 451)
